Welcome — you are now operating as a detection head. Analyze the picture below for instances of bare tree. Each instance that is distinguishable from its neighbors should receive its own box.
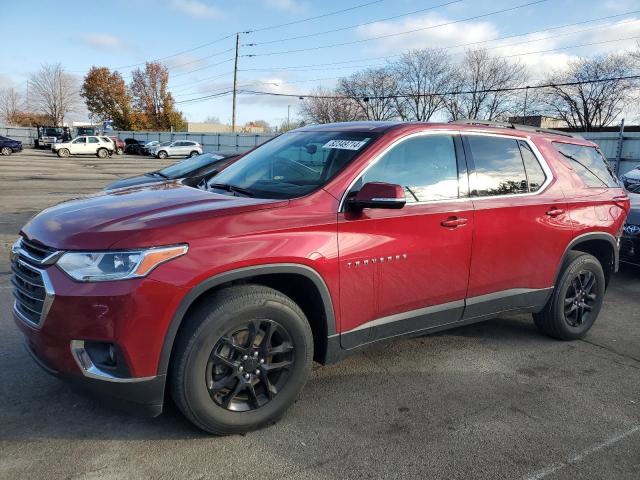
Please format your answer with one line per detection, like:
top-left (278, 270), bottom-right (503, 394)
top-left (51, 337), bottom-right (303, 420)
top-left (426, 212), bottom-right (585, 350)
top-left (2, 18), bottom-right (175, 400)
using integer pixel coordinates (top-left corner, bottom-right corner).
top-left (391, 49), bottom-right (454, 121)
top-left (338, 68), bottom-right (400, 121)
top-left (541, 54), bottom-right (637, 131)
top-left (28, 63), bottom-right (80, 125)
top-left (445, 49), bottom-right (527, 121)
top-left (299, 87), bottom-right (363, 124)
top-left (0, 87), bottom-right (22, 125)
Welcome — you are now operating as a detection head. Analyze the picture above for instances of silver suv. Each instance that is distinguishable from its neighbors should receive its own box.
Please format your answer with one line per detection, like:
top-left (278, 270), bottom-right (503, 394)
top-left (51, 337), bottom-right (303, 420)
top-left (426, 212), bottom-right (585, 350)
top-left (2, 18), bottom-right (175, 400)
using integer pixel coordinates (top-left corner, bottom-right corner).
top-left (153, 140), bottom-right (203, 159)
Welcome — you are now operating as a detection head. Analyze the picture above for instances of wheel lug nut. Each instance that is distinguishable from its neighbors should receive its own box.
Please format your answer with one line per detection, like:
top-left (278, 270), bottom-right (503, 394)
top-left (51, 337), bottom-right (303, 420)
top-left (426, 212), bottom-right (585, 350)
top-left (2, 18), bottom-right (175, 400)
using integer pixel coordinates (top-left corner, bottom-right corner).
top-left (239, 366), bottom-right (244, 372)
top-left (253, 351), bottom-right (258, 357)
top-left (259, 359), bottom-right (265, 364)
top-left (255, 369), bottom-right (260, 375)
top-left (244, 373), bottom-right (250, 379)
top-left (242, 355), bottom-right (248, 360)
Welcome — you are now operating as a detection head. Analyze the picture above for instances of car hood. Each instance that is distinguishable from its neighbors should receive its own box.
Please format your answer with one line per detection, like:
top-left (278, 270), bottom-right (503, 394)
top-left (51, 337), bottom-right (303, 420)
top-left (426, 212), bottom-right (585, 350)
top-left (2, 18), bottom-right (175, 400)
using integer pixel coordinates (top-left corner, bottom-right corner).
top-left (21, 181), bottom-right (286, 250)
top-left (104, 175), bottom-right (163, 191)
top-left (622, 169), bottom-right (640, 181)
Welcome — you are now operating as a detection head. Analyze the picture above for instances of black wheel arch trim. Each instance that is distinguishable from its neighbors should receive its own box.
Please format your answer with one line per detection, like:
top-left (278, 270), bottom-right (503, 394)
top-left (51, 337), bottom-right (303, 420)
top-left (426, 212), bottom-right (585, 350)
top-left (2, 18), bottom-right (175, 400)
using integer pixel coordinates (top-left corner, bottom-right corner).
top-left (157, 263), bottom-right (336, 377)
top-left (560, 231), bottom-right (619, 278)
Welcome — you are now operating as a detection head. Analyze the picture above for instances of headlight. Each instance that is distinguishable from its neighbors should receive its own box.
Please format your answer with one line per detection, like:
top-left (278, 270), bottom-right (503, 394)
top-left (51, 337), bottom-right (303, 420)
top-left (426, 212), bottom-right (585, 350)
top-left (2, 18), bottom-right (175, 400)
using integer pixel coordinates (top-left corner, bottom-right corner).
top-left (56, 245), bottom-right (188, 282)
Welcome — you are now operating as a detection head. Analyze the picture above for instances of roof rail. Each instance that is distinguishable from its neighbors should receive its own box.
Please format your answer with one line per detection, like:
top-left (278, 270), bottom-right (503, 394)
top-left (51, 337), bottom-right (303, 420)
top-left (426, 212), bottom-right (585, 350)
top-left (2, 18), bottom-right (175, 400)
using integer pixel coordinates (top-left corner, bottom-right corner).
top-left (449, 119), bottom-right (583, 139)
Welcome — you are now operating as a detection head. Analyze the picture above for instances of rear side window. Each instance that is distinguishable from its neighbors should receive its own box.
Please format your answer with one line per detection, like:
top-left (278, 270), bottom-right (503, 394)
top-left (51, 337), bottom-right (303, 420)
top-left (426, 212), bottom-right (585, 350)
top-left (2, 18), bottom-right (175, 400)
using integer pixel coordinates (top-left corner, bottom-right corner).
top-left (553, 142), bottom-right (618, 188)
top-left (88, 137), bottom-right (99, 143)
top-left (518, 141), bottom-right (547, 192)
top-left (466, 136), bottom-right (528, 196)
top-left (357, 134), bottom-right (459, 203)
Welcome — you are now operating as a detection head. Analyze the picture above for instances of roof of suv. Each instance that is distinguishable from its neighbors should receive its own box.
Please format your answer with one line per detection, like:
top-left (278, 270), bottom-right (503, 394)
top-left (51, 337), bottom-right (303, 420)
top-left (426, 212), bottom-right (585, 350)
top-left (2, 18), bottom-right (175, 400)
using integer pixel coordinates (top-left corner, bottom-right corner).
top-left (296, 120), bottom-right (595, 146)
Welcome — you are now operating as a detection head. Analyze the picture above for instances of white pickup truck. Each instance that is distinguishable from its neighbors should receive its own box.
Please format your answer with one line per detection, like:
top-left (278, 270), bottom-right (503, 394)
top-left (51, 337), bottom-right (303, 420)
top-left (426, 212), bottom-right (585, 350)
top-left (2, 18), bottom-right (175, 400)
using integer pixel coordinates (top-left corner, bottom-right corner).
top-left (52, 136), bottom-right (115, 158)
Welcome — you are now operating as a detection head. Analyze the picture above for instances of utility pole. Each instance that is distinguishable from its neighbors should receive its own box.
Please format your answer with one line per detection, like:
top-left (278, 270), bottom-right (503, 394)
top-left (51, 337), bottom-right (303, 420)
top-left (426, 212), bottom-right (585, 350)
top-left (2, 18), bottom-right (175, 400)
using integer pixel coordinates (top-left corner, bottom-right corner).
top-left (231, 32), bottom-right (240, 133)
top-left (287, 105), bottom-right (291, 130)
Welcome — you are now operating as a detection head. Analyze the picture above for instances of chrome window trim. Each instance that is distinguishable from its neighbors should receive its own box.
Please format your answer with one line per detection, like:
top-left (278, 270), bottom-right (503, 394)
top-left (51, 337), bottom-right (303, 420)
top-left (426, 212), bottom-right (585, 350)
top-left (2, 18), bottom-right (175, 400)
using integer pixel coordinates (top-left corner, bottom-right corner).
top-left (70, 340), bottom-right (157, 383)
top-left (338, 129), bottom-right (554, 212)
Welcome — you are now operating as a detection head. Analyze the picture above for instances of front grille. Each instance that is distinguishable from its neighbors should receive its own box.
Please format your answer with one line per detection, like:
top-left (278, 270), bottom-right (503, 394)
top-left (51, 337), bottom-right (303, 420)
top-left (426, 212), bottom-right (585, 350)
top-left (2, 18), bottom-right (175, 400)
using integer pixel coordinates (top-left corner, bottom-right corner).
top-left (19, 237), bottom-right (58, 263)
top-left (11, 260), bottom-right (47, 325)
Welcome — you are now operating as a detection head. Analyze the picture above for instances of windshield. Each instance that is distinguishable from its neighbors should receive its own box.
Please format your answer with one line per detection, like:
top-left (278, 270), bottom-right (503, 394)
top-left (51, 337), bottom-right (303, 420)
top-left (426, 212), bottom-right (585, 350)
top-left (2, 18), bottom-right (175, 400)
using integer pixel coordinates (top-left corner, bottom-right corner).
top-left (207, 131), bottom-right (378, 199)
top-left (43, 128), bottom-right (63, 136)
top-left (160, 153), bottom-right (228, 179)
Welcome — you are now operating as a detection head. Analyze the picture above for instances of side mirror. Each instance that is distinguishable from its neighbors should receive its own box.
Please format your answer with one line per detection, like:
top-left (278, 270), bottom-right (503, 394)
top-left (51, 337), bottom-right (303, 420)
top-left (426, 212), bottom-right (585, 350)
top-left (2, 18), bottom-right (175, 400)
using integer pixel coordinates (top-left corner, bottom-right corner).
top-left (348, 182), bottom-right (406, 211)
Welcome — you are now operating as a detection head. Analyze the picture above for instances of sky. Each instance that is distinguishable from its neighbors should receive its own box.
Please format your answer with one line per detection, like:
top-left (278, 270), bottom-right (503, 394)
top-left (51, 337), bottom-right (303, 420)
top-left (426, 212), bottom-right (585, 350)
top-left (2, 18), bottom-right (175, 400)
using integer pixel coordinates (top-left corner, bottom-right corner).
top-left (1, 0), bottom-right (639, 127)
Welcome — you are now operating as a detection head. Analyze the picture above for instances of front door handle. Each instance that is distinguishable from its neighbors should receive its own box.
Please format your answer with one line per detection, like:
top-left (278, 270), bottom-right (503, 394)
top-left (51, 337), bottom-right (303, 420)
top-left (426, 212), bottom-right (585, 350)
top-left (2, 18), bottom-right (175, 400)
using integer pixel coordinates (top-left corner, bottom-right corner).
top-left (441, 217), bottom-right (468, 228)
top-left (546, 208), bottom-right (565, 217)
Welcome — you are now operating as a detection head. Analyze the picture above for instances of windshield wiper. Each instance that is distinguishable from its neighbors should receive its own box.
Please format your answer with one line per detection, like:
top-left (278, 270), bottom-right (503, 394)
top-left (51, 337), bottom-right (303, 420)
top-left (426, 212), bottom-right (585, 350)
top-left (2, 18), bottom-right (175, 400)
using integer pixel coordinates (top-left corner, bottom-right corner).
top-left (209, 183), bottom-right (255, 197)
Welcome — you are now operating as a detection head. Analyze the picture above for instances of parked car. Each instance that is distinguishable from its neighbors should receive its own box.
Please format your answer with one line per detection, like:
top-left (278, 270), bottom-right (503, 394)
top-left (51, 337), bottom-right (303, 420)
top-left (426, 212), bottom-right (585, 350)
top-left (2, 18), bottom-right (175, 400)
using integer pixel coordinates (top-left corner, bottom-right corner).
top-left (51, 135), bottom-right (114, 158)
top-left (620, 193), bottom-right (640, 266)
top-left (620, 166), bottom-right (640, 191)
top-left (34, 126), bottom-right (71, 149)
top-left (141, 141), bottom-right (160, 155)
top-left (104, 152), bottom-right (239, 190)
top-left (0, 135), bottom-right (22, 155)
top-left (152, 140), bottom-right (202, 159)
top-left (11, 120), bottom-right (630, 435)
top-left (109, 136), bottom-right (125, 155)
top-left (124, 138), bottom-right (147, 155)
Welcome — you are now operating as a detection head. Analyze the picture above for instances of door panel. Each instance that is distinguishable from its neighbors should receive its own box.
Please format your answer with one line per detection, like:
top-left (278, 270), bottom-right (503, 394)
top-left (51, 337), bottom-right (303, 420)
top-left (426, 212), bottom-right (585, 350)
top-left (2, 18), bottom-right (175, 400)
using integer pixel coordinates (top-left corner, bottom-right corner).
top-left (463, 135), bottom-right (573, 310)
top-left (338, 132), bottom-right (473, 348)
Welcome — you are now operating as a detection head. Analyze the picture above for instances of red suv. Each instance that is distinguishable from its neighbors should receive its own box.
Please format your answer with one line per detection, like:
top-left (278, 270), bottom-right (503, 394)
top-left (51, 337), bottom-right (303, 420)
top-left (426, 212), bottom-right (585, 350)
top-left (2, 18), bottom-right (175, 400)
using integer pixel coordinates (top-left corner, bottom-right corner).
top-left (12, 121), bottom-right (629, 434)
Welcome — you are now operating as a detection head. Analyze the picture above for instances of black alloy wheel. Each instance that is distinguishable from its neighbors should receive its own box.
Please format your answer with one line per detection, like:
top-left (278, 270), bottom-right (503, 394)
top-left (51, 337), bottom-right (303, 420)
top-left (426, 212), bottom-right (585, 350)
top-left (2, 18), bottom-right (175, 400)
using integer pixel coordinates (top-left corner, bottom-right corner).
top-left (563, 270), bottom-right (598, 327)
top-left (206, 319), bottom-right (294, 412)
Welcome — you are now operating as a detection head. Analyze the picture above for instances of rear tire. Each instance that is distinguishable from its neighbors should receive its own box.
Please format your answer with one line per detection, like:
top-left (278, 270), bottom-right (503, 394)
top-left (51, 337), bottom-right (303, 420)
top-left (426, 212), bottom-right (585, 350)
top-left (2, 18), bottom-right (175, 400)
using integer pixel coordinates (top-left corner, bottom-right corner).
top-left (116, 148), bottom-right (123, 155)
top-left (1, 146), bottom-right (12, 155)
top-left (57, 148), bottom-right (70, 158)
top-left (170, 285), bottom-right (313, 435)
top-left (157, 150), bottom-right (168, 159)
top-left (96, 148), bottom-right (108, 159)
top-left (533, 251), bottom-right (605, 340)
top-left (189, 150), bottom-right (199, 157)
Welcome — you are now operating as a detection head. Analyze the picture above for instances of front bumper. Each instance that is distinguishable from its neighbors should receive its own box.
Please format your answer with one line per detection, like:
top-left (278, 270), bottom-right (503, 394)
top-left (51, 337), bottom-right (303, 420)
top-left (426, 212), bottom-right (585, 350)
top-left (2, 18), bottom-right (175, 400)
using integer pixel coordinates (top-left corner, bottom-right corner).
top-left (12, 250), bottom-right (186, 416)
top-left (620, 235), bottom-right (640, 266)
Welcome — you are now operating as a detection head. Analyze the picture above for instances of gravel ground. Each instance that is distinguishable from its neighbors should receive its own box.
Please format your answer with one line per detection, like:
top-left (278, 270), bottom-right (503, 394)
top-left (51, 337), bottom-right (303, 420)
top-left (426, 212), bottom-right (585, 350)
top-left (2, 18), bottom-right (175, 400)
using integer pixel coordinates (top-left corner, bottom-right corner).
top-left (0, 150), bottom-right (638, 480)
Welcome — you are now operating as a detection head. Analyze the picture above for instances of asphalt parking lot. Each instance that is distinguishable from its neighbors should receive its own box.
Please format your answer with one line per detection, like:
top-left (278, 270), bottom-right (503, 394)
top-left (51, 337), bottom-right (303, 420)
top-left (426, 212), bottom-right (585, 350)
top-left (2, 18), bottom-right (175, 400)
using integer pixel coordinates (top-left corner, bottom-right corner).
top-left (0, 149), bottom-right (638, 480)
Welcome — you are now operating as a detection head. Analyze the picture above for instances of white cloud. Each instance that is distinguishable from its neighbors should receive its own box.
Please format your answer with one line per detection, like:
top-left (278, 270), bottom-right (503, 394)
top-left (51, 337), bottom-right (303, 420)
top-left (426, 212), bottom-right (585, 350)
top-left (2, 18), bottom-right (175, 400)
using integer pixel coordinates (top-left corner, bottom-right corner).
top-left (81, 33), bottom-right (127, 51)
top-left (166, 53), bottom-right (208, 73)
top-left (356, 13), bottom-right (498, 53)
top-left (171, 0), bottom-right (223, 19)
top-left (265, 0), bottom-right (306, 13)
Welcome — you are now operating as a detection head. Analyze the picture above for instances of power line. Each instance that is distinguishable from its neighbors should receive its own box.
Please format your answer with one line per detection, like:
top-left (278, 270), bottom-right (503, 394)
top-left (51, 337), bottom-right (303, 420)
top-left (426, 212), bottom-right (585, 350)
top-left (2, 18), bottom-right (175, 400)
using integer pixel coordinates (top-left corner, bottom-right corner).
top-left (238, 74), bottom-right (640, 100)
top-left (238, 11), bottom-right (640, 74)
top-left (244, 0), bottom-right (463, 46)
top-left (247, 0), bottom-right (388, 33)
top-left (243, 0), bottom-right (549, 57)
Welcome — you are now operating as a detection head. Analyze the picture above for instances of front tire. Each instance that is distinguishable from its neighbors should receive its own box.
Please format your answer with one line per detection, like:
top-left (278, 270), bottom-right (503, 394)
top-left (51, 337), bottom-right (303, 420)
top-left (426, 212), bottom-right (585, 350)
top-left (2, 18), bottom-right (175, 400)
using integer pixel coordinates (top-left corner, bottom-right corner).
top-left (1, 146), bottom-right (12, 155)
top-left (533, 251), bottom-right (605, 340)
top-left (157, 150), bottom-right (168, 159)
top-left (57, 148), bottom-right (70, 158)
top-left (170, 285), bottom-right (313, 435)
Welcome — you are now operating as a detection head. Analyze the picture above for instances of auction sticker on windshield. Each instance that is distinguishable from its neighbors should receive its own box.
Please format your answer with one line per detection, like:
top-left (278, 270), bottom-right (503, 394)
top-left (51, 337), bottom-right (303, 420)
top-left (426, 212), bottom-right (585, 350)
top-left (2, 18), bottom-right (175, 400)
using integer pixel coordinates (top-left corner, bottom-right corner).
top-left (322, 139), bottom-right (369, 151)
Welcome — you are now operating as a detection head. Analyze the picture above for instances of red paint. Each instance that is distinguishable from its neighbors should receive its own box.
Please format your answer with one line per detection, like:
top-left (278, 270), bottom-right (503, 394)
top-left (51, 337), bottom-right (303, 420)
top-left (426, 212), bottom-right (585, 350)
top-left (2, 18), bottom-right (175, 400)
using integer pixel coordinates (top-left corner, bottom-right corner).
top-left (15, 123), bottom-right (630, 381)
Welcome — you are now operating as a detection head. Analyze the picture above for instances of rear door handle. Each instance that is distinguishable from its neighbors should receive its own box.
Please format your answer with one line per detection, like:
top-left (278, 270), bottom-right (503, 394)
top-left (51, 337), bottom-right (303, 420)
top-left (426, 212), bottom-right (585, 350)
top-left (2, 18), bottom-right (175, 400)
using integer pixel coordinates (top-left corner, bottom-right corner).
top-left (441, 217), bottom-right (468, 228)
top-left (546, 208), bottom-right (565, 217)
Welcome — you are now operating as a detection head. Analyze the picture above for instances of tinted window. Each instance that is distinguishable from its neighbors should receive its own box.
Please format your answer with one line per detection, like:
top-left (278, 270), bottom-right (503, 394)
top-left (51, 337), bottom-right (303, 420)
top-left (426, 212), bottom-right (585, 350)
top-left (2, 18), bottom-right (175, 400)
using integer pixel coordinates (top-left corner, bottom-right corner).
top-left (553, 142), bottom-right (618, 188)
top-left (518, 141), bottom-right (546, 192)
top-left (88, 137), bottom-right (99, 143)
top-left (355, 135), bottom-right (459, 203)
top-left (72, 138), bottom-right (86, 144)
top-left (210, 131), bottom-right (378, 199)
top-left (467, 136), bottom-right (528, 196)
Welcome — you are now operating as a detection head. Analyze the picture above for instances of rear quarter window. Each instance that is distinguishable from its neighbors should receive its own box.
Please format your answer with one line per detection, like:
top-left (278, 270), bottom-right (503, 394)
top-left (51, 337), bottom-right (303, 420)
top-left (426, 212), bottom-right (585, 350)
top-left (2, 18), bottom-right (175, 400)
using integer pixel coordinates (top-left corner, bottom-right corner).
top-left (553, 142), bottom-right (618, 188)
